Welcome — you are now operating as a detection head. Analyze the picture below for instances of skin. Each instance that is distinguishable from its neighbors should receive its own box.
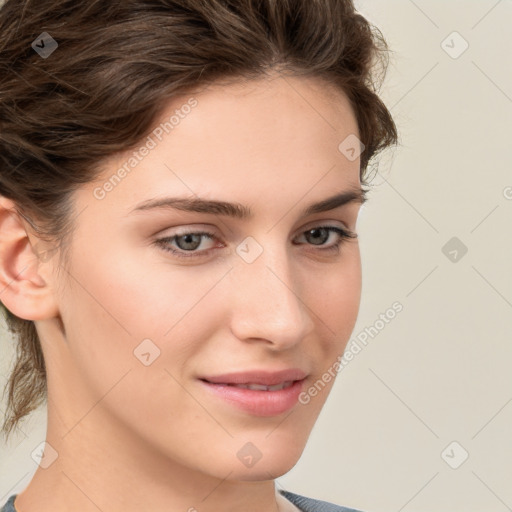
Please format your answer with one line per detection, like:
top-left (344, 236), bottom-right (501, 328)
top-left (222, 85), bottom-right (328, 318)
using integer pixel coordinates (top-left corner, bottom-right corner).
top-left (0, 73), bottom-right (364, 512)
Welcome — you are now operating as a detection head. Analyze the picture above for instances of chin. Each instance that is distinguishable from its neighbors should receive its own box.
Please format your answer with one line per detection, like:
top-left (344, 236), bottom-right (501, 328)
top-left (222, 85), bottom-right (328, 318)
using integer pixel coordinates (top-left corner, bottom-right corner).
top-left (228, 455), bottom-right (302, 482)
top-left (222, 433), bottom-right (308, 481)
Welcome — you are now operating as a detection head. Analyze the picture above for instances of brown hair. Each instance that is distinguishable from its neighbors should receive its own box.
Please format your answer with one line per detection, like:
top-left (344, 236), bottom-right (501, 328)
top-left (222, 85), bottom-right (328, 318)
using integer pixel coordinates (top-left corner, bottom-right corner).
top-left (0, 0), bottom-right (398, 441)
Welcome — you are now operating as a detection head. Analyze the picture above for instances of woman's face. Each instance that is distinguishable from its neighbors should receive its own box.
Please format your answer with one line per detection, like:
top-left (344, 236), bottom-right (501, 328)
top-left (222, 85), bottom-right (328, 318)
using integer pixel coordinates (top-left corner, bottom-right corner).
top-left (43, 74), bottom-right (364, 482)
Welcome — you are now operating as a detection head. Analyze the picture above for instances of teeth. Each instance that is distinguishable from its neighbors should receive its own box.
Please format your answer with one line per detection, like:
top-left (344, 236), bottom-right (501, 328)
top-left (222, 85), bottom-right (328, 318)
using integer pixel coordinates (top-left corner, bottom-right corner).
top-left (229, 381), bottom-right (294, 391)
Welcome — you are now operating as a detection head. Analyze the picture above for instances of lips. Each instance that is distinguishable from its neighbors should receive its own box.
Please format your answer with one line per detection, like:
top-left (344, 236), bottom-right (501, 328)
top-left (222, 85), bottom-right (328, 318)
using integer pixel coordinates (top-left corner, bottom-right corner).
top-left (199, 368), bottom-right (307, 387)
top-left (197, 369), bottom-right (308, 416)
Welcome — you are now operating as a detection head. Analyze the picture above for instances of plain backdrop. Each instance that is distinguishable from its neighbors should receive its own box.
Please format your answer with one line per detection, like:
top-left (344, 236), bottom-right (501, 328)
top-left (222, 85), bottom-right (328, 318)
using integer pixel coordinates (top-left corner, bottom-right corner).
top-left (1, 1), bottom-right (511, 511)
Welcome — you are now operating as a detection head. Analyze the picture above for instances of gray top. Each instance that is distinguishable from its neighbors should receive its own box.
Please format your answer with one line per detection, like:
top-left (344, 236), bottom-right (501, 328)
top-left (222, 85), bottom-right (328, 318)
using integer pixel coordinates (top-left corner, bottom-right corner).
top-left (280, 490), bottom-right (364, 511)
top-left (2, 491), bottom-right (364, 512)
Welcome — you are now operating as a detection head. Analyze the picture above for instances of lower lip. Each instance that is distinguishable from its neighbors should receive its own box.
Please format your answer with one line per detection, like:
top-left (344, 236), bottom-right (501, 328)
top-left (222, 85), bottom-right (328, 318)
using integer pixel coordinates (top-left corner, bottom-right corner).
top-left (199, 379), bottom-right (305, 416)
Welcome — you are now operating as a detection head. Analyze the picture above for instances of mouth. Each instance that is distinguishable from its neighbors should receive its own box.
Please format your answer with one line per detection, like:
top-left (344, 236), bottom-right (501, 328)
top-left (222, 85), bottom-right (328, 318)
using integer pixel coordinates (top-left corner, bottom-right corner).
top-left (197, 369), bottom-right (308, 416)
top-left (199, 368), bottom-right (307, 386)
top-left (205, 381), bottom-right (296, 391)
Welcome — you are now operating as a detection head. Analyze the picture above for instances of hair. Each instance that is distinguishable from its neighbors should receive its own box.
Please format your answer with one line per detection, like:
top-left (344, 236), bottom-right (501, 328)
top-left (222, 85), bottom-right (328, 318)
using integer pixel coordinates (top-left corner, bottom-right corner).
top-left (0, 0), bottom-right (398, 441)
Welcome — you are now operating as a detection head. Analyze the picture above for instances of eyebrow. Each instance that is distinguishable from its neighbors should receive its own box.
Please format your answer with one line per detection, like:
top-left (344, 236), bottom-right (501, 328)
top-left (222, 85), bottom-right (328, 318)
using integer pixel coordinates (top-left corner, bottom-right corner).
top-left (129, 187), bottom-right (367, 219)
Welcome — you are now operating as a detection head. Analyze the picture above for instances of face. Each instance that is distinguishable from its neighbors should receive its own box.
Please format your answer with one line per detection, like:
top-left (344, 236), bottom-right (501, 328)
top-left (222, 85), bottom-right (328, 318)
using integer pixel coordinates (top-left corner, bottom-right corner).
top-left (41, 73), bottom-right (364, 482)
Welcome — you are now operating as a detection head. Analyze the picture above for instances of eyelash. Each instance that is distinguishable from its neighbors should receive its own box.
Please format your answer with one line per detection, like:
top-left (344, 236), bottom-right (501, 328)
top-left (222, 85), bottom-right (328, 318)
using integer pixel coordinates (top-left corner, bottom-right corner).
top-left (154, 225), bottom-right (357, 260)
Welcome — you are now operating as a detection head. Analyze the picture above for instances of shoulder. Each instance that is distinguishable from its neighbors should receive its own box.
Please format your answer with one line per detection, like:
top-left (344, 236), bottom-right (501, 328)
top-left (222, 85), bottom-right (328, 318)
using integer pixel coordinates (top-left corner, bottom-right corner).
top-left (1, 495), bottom-right (16, 512)
top-left (279, 490), bottom-right (365, 512)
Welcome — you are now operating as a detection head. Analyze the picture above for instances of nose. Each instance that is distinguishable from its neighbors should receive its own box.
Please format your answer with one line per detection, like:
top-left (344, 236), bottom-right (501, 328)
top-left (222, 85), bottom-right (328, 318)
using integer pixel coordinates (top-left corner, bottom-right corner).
top-left (228, 242), bottom-right (316, 350)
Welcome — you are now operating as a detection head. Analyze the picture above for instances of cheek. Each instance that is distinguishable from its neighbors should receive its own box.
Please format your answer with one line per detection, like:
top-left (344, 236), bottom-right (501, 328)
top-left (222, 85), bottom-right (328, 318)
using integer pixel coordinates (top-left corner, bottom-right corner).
top-left (56, 248), bottom-right (230, 458)
top-left (58, 242), bottom-right (228, 404)
top-left (306, 246), bottom-right (362, 343)
top-left (66, 236), bottom-right (228, 336)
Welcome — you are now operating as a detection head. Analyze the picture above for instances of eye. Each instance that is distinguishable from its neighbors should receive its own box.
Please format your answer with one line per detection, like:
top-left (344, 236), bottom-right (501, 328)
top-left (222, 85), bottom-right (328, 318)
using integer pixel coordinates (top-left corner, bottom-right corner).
top-left (293, 226), bottom-right (357, 253)
top-left (154, 225), bottom-right (357, 259)
top-left (154, 230), bottom-right (219, 259)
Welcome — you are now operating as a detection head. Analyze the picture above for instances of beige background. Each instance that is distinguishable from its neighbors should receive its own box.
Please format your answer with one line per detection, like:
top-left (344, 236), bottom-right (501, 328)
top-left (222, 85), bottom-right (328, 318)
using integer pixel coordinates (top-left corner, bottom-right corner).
top-left (1, 1), bottom-right (511, 511)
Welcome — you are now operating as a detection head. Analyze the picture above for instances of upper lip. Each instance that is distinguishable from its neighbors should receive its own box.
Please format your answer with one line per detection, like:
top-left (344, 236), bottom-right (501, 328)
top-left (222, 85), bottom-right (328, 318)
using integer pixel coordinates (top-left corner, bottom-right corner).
top-left (200, 369), bottom-right (308, 386)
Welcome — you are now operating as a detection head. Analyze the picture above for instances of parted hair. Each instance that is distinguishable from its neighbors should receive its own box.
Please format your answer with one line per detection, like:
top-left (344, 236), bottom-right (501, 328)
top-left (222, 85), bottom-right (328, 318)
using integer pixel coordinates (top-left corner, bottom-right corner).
top-left (0, 0), bottom-right (398, 441)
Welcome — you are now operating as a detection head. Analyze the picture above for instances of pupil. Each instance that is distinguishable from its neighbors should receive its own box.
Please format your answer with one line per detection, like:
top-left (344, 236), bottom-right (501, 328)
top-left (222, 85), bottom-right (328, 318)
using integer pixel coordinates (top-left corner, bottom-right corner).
top-left (178, 234), bottom-right (201, 250)
top-left (307, 228), bottom-right (327, 245)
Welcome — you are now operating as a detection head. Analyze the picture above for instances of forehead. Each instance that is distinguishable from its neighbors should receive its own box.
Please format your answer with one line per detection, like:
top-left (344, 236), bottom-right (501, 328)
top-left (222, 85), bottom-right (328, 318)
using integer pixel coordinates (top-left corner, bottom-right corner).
top-left (180, 73), bottom-right (359, 145)
top-left (80, 74), bottom-right (361, 219)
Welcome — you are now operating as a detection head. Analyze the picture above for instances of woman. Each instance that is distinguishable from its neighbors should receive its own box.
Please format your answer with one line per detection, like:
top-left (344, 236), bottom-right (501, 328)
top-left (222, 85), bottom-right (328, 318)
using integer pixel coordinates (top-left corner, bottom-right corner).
top-left (0, 0), bottom-right (398, 511)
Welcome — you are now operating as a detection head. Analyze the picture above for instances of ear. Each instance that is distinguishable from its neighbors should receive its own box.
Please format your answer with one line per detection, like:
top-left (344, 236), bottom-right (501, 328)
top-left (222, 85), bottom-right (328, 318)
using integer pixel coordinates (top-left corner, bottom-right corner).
top-left (0, 196), bottom-right (60, 321)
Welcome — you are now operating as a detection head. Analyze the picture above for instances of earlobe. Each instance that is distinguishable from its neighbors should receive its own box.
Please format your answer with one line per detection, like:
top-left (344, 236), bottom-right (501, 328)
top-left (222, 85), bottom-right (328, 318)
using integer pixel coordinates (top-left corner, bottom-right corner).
top-left (0, 196), bottom-right (60, 321)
